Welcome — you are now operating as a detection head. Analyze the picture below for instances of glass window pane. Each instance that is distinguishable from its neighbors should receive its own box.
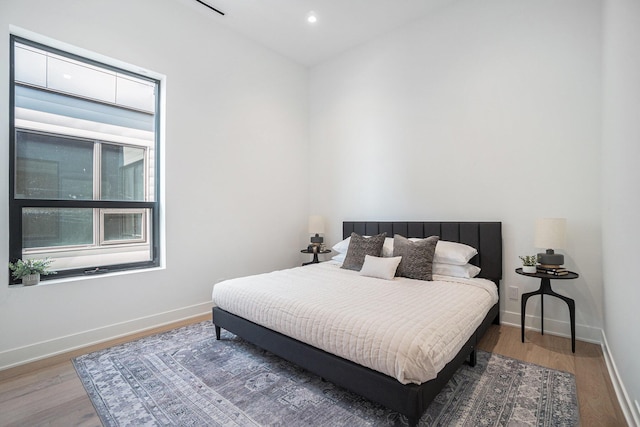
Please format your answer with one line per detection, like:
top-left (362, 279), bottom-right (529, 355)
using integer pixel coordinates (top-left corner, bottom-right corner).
top-left (16, 86), bottom-right (155, 133)
top-left (16, 132), bottom-right (94, 200)
top-left (116, 76), bottom-right (156, 113)
top-left (103, 210), bottom-right (146, 243)
top-left (48, 56), bottom-right (116, 104)
top-left (101, 144), bottom-right (145, 201)
top-left (23, 208), bottom-right (93, 249)
top-left (14, 44), bottom-right (47, 86)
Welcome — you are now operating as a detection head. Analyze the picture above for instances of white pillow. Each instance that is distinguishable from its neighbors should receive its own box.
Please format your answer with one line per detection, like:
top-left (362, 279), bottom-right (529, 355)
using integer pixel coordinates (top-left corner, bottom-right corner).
top-left (333, 236), bottom-right (394, 257)
top-left (407, 239), bottom-right (477, 265)
top-left (331, 253), bottom-right (346, 263)
top-left (359, 255), bottom-right (402, 280)
top-left (434, 241), bottom-right (477, 265)
top-left (381, 238), bottom-right (394, 257)
top-left (433, 262), bottom-right (481, 278)
top-left (332, 237), bottom-right (351, 254)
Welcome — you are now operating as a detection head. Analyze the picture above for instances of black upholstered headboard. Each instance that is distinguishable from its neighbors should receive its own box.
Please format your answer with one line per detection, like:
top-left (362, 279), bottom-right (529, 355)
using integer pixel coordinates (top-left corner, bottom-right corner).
top-left (343, 221), bottom-right (502, 283)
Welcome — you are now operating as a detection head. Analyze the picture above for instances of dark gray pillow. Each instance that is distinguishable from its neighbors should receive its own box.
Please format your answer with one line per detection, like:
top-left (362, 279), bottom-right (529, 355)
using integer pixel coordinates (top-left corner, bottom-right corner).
top-left (341, 232), bottom-right (387, 271)
top-left (393, 234), bottom-right (439, 281)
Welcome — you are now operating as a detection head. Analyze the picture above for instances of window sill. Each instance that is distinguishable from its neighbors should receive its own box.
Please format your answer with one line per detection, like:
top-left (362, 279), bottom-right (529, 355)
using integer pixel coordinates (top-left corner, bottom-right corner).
top-left (8, 265), bottom-right (165, 288)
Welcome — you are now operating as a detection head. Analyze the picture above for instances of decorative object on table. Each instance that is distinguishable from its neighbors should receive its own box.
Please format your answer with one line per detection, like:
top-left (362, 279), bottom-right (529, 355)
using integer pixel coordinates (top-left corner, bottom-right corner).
top-left (8, 258), bottom-right (56, 286)
top-left (307, 215), bottom-right (325, 249)
top-left (536, 264), bottom-right (569, 276)
top-left (534, 217), bottom-right (566, 266)
top-left (519, 255), bottom-right (538, 274)
top-left (73, 322), bottom-right (579, 427)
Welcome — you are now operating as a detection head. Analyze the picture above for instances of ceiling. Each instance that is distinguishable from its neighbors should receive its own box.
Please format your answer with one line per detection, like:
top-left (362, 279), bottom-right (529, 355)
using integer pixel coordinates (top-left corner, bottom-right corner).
top-left (189, 0), bottom-right (454, 67)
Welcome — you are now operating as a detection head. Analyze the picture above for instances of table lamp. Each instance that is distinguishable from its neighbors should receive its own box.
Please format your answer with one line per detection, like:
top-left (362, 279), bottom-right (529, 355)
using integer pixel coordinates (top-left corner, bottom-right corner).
top-left (534, 218), bottom-right (566, 266)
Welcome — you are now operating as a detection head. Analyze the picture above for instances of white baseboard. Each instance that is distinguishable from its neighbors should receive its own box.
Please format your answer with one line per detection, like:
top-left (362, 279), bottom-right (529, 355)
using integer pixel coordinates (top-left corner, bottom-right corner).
top-left (0, 302), bottom-right (212, 371)
top-left (501, 310), bottom-right (602, 344)
top-left (601, 331), bottom-right (640, 427)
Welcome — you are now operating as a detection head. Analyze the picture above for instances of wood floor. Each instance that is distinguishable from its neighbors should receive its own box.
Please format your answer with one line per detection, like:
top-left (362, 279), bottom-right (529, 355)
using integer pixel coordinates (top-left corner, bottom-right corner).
top-left (0, 317), bottom-right (628, 426)
top-left (478, 325), bottom-right (627, 426)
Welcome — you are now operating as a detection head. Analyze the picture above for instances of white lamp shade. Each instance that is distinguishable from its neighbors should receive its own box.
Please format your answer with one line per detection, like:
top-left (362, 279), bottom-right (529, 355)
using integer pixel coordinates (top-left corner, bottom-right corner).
top-left (308, 215), bottom-right (325, 234)
top-left (534, 218), bottom-right (566, 250)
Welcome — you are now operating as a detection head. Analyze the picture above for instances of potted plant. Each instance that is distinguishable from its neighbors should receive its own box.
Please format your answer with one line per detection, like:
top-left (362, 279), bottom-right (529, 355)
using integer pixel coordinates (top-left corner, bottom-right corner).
top-left (519, 255), bottom-right (538, 274)
top-left (9, 258), bottom-right (56, 286)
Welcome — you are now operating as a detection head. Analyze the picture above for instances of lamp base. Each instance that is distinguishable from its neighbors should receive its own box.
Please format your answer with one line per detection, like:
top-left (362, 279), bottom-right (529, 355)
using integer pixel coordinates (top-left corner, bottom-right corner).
top-left (537, 251), bottom-right (564, 266)
top-left (310, 233), bottom-right (323, 244)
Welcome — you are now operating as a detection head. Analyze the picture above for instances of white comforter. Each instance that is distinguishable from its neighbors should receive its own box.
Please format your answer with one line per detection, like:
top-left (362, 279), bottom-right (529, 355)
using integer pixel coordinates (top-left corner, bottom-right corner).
top-left (211, 262), bottom-right (498, 385)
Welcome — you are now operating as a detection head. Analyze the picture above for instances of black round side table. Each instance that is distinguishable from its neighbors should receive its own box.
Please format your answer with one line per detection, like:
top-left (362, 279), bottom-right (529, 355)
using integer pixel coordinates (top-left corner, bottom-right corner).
top-left (301, 249), bottom-right (331, 266)
top-left (516, 267), bottom-right (579, 353)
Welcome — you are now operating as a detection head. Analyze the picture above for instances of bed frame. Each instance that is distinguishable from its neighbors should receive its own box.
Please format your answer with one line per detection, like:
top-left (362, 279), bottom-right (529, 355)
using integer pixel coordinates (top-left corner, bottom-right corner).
top-left (212, 221), bottom-right (502, 426)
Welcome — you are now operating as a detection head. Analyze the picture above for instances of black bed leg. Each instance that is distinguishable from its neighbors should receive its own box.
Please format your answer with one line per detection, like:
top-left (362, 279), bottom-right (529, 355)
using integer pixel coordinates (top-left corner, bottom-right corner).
top-left (469, 349), bottom-right (477, 367)
top-left (215, 325), bottom-right (221, 340)
top-left (407, 416), bottom-right (419, 427)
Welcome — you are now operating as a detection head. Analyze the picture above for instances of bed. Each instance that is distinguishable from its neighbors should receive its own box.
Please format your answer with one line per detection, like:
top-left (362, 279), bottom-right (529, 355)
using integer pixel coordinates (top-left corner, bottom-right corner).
top-left (212, 221), bottom-right (502, 426)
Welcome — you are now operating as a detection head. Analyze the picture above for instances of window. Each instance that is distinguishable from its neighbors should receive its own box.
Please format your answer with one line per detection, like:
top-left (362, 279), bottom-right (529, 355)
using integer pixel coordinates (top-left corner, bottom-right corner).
top-left (9, 36), bottom-right (161, 283)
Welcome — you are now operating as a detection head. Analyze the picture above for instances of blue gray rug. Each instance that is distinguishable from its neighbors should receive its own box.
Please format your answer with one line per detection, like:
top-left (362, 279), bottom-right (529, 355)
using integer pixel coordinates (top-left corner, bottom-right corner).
top-left (73, 321), bottom-right (579, 426)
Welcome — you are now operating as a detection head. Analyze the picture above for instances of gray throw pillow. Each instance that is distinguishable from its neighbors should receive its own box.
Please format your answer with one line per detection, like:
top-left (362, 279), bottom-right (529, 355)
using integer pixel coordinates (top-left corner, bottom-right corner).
top-left (393, 234), bottom-right (439, 281)
top-left (341, 232), bottom-right (387, 271)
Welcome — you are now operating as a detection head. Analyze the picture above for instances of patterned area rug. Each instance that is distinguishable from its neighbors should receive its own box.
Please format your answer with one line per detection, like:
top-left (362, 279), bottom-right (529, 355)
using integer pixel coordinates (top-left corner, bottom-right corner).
top-left (73, 321), bottom-right (578, 426)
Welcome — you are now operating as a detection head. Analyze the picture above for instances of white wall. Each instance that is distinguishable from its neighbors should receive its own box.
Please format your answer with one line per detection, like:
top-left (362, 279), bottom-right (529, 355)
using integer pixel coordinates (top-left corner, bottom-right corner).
top-left (0, 0), bottom-right (309, 369)
top-left (309, 0), bottom-right (603, 341)
top-left (602, 0), bottom-right (640, 423)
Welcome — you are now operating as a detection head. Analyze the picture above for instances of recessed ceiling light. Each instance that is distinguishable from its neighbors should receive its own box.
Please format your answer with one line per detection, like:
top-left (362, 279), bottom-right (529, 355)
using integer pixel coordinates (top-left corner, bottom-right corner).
top-left (306, 11), bottom-right (318, 24)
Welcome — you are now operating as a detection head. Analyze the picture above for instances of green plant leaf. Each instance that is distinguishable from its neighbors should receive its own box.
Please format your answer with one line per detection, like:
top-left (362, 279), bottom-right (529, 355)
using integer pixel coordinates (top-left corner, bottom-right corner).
top-left (8, 258), bottom-right (56, 279)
